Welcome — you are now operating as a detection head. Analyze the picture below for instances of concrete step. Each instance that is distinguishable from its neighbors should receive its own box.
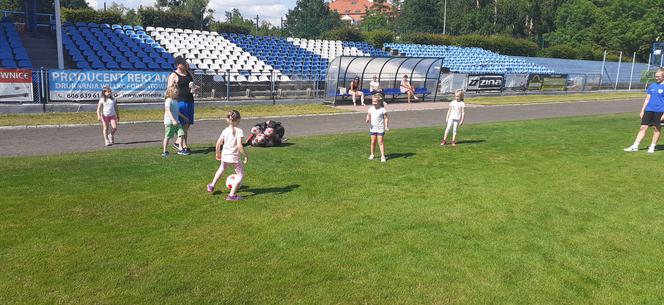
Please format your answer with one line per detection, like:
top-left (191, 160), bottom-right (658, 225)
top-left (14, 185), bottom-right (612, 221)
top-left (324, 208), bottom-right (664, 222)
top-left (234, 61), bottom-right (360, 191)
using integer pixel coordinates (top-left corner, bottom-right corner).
top-left (20, 31), bottom-right (61, 69)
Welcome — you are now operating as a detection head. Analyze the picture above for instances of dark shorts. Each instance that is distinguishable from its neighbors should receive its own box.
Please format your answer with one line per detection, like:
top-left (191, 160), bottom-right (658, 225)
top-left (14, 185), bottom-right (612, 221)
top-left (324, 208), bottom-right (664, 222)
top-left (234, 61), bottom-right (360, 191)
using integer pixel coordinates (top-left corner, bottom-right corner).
top-left (369, 132), bottom-right (385, 136)
top-left (641, 111), bottom-right (663, 126)
top-left (178, 101), bottom-right (194, 125)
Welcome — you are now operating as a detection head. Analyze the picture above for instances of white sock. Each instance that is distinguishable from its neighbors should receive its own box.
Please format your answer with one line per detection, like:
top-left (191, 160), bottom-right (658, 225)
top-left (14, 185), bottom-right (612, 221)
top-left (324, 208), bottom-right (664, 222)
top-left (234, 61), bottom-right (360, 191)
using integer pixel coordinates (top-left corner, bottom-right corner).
top-left (632, 142), bottom-right (640, 148)
top-left (649, 144), bottom-right (656, 149)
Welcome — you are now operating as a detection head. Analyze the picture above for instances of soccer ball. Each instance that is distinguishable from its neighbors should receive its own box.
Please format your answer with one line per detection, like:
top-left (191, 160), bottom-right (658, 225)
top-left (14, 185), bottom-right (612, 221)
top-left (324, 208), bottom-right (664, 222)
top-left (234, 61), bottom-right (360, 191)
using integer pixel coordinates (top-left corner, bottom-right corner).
top-left (256, 133), bottom-right (266, 144)
top-left (226, 174), bottom-right (240, 189)
top-left (251, 126), bottom-right (261, 135)
top-left (264, 127), bottom-right (274, 137)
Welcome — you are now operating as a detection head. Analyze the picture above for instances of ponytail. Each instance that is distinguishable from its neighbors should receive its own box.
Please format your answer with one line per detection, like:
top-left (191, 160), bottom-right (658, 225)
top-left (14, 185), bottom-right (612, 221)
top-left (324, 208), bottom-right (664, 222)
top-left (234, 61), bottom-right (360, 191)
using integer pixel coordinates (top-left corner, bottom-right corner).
top-left (227, 110), bottom-right (242, 136)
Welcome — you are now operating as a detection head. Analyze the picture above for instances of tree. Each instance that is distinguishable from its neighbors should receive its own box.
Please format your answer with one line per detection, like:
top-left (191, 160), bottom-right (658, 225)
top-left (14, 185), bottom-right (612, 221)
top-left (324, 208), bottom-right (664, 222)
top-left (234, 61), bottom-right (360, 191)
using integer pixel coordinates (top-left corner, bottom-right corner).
top-left (61, 0), bottom-right (90, 9)
top-left (155, 0), bottom-right (214, 30)
top-left (285, 0), bottom-right (341, 39)
top-left (397, 0), bottom-right (440, 33)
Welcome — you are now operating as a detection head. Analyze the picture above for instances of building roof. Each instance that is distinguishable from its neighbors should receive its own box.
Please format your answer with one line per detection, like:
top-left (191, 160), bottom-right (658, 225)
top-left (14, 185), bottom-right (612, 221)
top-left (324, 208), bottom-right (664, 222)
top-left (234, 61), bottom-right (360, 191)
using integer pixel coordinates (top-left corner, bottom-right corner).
top-left (328, 0), bottom-right (392, 23)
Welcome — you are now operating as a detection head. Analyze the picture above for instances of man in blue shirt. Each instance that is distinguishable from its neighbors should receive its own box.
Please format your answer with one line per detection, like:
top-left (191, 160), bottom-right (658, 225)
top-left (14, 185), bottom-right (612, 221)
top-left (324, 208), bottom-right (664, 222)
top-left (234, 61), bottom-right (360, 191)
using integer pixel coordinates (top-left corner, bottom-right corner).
top-left (624, 69), bottom-right (664, 153)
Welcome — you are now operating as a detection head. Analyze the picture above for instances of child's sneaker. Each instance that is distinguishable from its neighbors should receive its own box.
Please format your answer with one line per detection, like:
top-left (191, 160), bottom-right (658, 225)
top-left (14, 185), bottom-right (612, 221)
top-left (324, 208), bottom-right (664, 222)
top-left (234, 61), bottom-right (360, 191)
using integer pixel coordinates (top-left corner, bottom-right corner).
top-left (161, 151), bottom-right (169, 158)
top-left (623, 146), bottom-right (638, 152)
top-left (440, 140), bottom-right (446, 146)
top-left (172, 143), bottom-right (180, 150)
top-left (226, 195), bottom-right (242, 201)
top-left (207, 183), bottom-right (214, 193)
top-left (105, 139), bottom-right (111, 146)
top-left (368, 154), bottom-right (375, 160)
top-left (381, 156), bottom-right (386, 163)
top-left (177, 149), bottom-right (191, 156)
top-left (648, 146), bottom-right (656, 153)
top-left (451, 140), bottom-right (457, 146)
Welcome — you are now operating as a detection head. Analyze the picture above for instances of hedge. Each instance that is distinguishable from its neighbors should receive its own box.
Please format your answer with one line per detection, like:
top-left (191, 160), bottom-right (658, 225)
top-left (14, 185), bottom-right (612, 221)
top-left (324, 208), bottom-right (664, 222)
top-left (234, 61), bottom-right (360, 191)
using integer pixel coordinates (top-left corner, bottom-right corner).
top-left (137, 7), bottom-right (196, 30)
top-left (211, 22), bottom-right (252, 35)
top-left (363, 30), bottom-right (395, 48)
top-left (61, 8), bottom-right (124, 25)
top-left (398, 32), bottom-right (538, 57)
top-left (322, 27), bottom-right (364, 42)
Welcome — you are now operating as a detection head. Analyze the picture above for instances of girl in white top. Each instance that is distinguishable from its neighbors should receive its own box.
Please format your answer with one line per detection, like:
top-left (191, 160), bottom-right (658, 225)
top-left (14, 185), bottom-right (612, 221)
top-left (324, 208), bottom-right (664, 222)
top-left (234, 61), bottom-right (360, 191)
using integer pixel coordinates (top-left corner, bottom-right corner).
top-left (96, 86), bottom-right (119, 146)
top-left (207, 110), bottom-right (249, 201)
top-left (366, 94), bottom-right (389, 162)
top-left (400, 74), bottom-right (419, 103)
top-left (441, 89), bottom-right (466, 146)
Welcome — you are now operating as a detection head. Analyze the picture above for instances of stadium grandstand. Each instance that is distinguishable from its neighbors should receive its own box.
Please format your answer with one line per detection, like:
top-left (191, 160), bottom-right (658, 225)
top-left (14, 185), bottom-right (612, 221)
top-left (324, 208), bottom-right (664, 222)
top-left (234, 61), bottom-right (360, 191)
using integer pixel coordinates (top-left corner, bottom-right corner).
top-left (0, 16), bottom-right (564, 82)
top-left (0, 18), bottom-right (31, 69)
top-left (385, 43), bottom-right (555, 74)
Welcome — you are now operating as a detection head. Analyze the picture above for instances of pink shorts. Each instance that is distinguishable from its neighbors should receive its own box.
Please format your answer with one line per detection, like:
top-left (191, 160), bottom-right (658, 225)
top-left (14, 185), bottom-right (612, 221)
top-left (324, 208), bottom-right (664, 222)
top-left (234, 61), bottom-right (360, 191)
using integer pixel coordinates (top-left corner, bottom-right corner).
top-left (102, 115), bottom-right (117, 123)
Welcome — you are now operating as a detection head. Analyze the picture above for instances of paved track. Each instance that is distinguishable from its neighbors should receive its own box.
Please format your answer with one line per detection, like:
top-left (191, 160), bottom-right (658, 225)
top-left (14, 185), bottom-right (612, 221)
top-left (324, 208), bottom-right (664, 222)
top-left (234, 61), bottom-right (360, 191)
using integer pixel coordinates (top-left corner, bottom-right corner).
top-left (0, 99), bottom-right (641, 157)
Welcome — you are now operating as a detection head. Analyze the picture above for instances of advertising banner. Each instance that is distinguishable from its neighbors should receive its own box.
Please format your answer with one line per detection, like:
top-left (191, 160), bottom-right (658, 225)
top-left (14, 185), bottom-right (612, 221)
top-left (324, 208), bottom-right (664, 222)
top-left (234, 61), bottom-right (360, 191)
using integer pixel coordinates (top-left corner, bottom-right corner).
top-left (466, 74), bottom-right (503, 92)
top-left (503, 74), bottom-right (529, 91)
top-left (0, 69), bottom-right (33, 102)
top-left (528, 74), bottom-right (568, 91)
top-left (48, 70), bottom-right (170, 101)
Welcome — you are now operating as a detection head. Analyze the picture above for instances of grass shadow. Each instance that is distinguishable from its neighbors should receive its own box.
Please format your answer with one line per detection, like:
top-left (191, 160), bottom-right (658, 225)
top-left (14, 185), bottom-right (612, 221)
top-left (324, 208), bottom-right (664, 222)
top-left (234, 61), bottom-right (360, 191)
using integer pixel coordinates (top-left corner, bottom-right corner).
top-left (245, 184), bottom-right (300, 197)
top-left (386, 152), bottom-right (416, 159)
top-left (191, 147), bottom-right (215, 154)
top-left (455, 139), bottom-right (485, 145)
top-left (212, 184), bottom-right (300, 197)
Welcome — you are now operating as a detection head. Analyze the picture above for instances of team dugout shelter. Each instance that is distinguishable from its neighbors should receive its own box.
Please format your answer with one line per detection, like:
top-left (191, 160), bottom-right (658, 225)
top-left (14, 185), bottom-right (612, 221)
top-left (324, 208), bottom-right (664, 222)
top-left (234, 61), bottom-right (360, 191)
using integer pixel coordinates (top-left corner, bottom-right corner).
top-left (325, 56), bottom-right (444, 105)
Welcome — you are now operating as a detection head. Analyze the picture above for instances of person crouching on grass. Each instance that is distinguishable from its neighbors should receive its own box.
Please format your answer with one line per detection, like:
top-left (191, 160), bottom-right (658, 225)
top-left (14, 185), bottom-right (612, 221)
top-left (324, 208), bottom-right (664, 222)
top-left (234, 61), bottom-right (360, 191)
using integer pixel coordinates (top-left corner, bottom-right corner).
top-left (162, 86), bottom-right (188, 157)
top-left (441, 89), bottom-right (466, 146)
top-left (366, 94), bottom-right (389, 162)
top-left (624, 68), bottom-right (664, 153)
top-left (96, 86), bottom-right (119, 146)
top-left (207, 110), bottom-right (248, 201)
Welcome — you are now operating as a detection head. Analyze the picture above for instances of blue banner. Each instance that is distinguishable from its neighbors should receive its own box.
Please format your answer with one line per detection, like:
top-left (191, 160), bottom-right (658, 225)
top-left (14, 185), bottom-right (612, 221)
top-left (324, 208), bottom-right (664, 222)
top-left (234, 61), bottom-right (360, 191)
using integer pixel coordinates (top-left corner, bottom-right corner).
top-left (48, 70), bottom-right (170, 101)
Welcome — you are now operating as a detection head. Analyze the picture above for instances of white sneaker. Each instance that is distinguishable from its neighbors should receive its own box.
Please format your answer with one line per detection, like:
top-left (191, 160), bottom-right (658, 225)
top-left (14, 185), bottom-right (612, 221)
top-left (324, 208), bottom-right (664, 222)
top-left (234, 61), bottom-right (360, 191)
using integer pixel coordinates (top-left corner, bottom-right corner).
top-left (381, 156), bottom-right (386, 163)
top-left (105, 139), bottom-right (111, 146)
top-left (648, 147), bottom-right (656, 153)
top-left (368, 155), bottom-right (374, 160)
top-left (623, 146), bottom-right (638, 152)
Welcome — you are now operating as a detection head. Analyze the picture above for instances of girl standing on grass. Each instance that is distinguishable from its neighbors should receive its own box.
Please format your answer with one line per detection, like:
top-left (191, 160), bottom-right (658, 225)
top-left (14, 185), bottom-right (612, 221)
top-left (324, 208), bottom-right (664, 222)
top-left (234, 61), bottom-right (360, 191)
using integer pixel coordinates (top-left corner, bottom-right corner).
top-left (207, 110), bottom-right (249, 201)
top-left (96, 86), bottom-right (119, 146)
top-left (366, 94), bottom-right (389, 162)
top-left (441, 89), bottom-right (466, 146)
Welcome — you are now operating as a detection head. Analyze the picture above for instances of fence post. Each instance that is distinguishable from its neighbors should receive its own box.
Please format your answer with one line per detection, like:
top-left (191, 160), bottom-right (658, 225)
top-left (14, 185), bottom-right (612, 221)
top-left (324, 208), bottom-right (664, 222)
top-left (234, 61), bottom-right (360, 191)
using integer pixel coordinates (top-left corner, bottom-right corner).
top-left (225, 71), bottom-right (230, 101)
top-left (271, 70), bottom-right (275, 105)
top-left (629, 52), bottom-right (636, 91)
top-left (599, 50), bottom-right (607, 89)
top-left (614, 51), bottom-right (622, 90)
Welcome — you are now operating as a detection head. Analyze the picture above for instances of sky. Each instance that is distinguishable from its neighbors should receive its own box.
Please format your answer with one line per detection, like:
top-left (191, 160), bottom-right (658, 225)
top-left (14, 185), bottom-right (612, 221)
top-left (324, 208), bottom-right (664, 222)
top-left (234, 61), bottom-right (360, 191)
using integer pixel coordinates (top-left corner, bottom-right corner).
top-left (87, 0), bottom-right (298, 26)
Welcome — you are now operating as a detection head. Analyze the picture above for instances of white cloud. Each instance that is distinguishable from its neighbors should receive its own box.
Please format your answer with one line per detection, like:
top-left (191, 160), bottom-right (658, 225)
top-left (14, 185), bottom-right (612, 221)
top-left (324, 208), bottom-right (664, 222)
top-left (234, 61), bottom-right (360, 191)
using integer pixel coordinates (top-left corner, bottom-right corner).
top-left (90, 0), bottom-right (292, 27)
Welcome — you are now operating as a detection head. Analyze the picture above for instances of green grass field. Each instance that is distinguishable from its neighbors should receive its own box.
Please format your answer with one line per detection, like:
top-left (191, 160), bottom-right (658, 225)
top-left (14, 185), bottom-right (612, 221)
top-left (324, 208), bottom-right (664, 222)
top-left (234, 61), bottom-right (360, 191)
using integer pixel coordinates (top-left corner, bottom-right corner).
top-left (2, 113), bottom-right (664, 304)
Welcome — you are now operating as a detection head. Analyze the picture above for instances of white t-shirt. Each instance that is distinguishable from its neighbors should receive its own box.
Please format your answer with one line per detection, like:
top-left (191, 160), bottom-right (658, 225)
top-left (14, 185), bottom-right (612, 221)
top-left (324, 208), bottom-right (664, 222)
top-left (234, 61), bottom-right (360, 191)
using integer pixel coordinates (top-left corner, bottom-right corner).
top-left (370, 80), bottom-right (380, 91)
top-left (368, 106), bottom-right (387, 133)
top-left (220, 127), bottom-right (244, 163)
top-left (448, 100), bottom-right (465, 121)
top-left (163, 98), bottom-right (179, 125)
top-left (98, 98), bottom-right (116, 116)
